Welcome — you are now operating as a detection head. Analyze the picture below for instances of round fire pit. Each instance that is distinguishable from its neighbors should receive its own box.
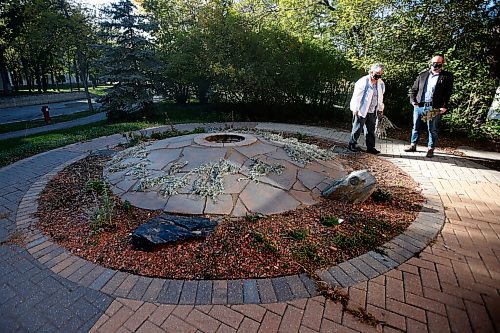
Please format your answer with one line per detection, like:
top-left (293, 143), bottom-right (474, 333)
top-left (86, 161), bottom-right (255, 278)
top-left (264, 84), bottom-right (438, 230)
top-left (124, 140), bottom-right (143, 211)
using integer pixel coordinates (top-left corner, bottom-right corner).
top-left (194, 132), bottom-right (257, 147)
top-left (206, 134), bottom-right (245, 143)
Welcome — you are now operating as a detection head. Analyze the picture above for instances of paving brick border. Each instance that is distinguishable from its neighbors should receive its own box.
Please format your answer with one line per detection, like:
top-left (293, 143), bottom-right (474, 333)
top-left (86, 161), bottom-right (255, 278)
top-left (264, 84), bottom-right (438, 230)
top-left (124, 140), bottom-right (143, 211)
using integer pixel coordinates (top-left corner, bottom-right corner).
top-left (15, 123), bottom-right (446, 305)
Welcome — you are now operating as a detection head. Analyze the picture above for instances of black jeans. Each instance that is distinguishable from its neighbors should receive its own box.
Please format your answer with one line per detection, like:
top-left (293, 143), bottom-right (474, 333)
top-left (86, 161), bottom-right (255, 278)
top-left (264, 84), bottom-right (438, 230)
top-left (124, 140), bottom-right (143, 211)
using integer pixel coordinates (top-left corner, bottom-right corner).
top-left (349, 112), bottom-right (376, 149)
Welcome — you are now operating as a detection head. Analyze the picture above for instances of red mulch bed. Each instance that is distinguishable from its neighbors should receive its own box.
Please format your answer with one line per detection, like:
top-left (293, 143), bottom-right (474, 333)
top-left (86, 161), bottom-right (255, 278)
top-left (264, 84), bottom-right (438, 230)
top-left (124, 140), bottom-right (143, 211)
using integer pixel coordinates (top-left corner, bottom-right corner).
top-left (36, 138), bottom-right (425, 280)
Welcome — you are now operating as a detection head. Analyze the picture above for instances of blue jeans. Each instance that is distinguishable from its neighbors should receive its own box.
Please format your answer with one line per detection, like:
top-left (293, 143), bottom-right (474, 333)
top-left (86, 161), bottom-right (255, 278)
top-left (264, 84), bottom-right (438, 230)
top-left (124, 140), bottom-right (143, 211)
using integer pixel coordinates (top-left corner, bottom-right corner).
top-left (349, 112), bottom-right (376, 149)
top-left (410, 106), bottom-right (441, 149)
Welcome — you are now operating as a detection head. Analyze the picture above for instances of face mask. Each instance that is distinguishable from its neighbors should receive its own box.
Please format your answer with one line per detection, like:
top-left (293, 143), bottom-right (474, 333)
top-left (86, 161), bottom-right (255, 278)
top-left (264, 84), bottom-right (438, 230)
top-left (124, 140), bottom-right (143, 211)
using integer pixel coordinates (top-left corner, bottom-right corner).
top-left (372, 74), bottom-right (382, 80)
top-left (431, 63), bottom-right (443, 69)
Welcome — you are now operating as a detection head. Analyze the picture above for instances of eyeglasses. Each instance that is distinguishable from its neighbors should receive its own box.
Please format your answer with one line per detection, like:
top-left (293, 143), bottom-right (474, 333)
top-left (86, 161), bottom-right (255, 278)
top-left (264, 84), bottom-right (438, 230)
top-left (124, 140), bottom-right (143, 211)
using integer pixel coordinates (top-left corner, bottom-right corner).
top-left (431, 63), bottom-right (443, 67)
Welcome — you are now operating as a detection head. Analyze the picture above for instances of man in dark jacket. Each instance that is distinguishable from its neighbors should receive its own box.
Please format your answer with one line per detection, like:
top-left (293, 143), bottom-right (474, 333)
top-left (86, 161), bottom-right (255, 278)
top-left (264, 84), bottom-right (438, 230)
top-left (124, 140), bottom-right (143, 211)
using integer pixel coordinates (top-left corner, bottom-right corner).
top-left (405, 54), bottom-right (454, 157)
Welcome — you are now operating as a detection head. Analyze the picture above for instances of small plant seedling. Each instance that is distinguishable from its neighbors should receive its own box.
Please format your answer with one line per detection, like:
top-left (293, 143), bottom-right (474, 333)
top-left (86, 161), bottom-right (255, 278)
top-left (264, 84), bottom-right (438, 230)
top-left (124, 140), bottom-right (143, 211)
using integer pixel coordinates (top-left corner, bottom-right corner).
top-left (245, 213), bottom-right (264, 223)
top-left (252, 231), bottom-right (265, 242)
top-left (251, 231), bottom-right (278, 253)
top-left (264, 242), bottom-right (279, 253)
top-left (321, 216), bottom-right (340, 227)
top-left (289, 229), bottom-right (308, 240)
top-left (292, 244), bottom-right (320, 263)
top-left (86, 179), bottom-right (106, 194)
top-left (122, 200), bottom-right (132, 212)
top-left (371, 188), bottom-right (392, 202)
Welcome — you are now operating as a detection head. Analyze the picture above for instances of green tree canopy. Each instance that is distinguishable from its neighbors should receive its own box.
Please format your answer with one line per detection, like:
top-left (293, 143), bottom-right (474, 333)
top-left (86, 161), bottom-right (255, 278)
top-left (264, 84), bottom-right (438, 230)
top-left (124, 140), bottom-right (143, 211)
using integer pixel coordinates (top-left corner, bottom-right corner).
top-left (98, 0), bottom-right (159, 120)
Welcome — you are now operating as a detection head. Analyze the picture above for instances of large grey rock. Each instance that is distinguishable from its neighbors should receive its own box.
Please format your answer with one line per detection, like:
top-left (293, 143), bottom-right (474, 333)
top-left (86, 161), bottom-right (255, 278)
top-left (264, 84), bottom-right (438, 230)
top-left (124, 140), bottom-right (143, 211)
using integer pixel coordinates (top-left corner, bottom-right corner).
top-left (321, 169), bottom-right (376, 204)
top-left (132, 213), bottom-right (218, 248)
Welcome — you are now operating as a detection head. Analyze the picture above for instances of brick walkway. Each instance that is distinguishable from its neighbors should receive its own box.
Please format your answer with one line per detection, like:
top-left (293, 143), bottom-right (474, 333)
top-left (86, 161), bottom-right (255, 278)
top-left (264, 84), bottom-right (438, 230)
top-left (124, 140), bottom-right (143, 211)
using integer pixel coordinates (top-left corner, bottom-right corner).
top-left (1, 123), bottom-right (498, 332)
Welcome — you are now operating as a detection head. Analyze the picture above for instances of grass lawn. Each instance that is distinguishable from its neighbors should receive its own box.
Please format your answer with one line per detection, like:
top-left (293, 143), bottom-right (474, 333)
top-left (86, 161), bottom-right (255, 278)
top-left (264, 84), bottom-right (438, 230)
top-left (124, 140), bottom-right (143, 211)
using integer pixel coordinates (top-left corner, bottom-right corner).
top-left (0, 102), bottom-right (230, 168)
top-left (0, 110), bottom-right (102, 134)
top-left (0, 121), bottom-right (157, 167)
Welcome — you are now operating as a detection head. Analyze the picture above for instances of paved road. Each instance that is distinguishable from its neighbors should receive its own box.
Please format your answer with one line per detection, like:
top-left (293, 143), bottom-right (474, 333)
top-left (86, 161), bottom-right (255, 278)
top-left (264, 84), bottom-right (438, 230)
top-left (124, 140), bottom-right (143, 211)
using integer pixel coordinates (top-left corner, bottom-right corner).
top-left (0, 123), bottom-right (499, 332)
top-left (0, 99), bottom-right (101, 124)
top-left (0, 112), bottom-right (107, 141)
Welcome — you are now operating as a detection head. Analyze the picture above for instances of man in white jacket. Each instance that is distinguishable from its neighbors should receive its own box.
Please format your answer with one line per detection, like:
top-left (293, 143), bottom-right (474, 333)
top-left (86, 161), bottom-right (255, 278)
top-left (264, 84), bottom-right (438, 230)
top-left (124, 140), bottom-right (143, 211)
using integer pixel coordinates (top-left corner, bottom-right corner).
top-left (348, 63), bottom-right (386, 154)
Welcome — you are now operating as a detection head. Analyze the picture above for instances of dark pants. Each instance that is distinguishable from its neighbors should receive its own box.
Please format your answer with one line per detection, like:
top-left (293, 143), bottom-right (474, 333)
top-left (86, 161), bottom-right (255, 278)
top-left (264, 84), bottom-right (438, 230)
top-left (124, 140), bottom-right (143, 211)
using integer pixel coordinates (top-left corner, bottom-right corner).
top-left (349, 112), bottom-right (376, 149)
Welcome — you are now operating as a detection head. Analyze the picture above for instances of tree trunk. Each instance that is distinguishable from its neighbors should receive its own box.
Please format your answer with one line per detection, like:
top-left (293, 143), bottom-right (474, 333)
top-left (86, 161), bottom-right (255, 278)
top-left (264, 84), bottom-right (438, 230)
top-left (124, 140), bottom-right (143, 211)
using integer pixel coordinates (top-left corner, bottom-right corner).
top-left (78, 52), bottom-right (94, 112)
top-left (12, 71), bottom-right (20, 91)
top-left (68, 56), bottom-right (73, 92)
top-left (0, 54), bottom-right (11, 96)
top-left (51, 71), bottom-right (57, 91)
top-left (73, 58), bottom-right (81, 91)
top-left (35, 65), bottom-right (42, 92)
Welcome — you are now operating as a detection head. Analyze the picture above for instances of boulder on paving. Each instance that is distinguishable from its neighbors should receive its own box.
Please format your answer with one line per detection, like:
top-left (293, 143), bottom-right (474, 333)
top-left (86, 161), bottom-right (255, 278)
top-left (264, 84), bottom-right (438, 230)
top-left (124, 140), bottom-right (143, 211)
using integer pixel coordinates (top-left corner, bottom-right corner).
top-left (132, 213), bottom-right (218, 248)
top-left (321, 169), bottom-right (376, 204)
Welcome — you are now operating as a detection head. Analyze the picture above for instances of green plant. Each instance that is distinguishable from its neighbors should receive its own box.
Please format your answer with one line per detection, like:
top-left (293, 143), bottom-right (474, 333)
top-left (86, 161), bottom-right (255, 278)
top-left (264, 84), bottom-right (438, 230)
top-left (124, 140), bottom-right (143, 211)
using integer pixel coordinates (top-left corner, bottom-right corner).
top-left (251, 231), bottom-right (278, 253)
top-left (245, 213), bottom-right (264, 223)
top-left (371, 188), bottom-right (392, 202)
top-left (86, 179), bottom-right (106, 194)
top-left (192, 127), bottom-right (206, 133)
top-left (292, 244), bottom-right (320, 263)
top-left (321, 216), bottom-right (340, 227)
top-left (121, 200), bottom-right (132, 212)
top-left (331, 233), bottom-right (359, 249)
top-left (264, 241), bottom-right (279, 254)
top-left (150, 129), bottom-right (181, 140)
top-left (123, 130), bottom-right (149, 147)
top-left (331, 219), bottom-right (388, 250)
top-left (87, 188), bottom-right (115, 232)
top-left (252, 231), bottom-right (265, 242)
top-left (289, 229), bottom-right (308, 240)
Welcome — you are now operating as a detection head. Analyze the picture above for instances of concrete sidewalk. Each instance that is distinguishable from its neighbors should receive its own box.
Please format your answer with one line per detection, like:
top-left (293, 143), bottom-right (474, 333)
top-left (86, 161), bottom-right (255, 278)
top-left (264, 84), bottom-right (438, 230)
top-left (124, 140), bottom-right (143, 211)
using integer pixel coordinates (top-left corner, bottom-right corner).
top-left (0, 123), bottom-right (499, 333)
top-left (0, 98), bottom-right (101, 124)
top-left (0, 112), bottom-right (107, 140)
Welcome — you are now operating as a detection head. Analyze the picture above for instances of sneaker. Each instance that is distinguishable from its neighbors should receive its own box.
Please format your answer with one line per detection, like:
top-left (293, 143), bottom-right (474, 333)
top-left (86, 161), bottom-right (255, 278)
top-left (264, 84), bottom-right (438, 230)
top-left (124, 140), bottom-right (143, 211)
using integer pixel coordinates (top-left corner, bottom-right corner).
top-left (366, 148), bottom-right (380, 155)
top-left (348, 143), bottom-right (362, 152)
top-left (404, 145), bottom-right (416, 152)
top-left (426, 149), bottom-right (434, 158)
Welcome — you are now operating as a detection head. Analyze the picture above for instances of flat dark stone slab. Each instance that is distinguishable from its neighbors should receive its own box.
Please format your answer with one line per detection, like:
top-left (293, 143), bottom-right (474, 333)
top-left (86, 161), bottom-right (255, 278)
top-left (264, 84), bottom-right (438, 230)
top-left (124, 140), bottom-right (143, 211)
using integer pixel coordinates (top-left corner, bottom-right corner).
top-left (132, 213), bottom-right (218, 248)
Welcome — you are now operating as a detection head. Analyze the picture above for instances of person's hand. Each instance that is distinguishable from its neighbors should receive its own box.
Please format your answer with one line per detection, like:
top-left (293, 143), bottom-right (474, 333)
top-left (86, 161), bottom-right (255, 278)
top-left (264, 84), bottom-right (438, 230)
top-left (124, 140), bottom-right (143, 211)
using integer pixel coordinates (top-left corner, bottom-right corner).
top-left (353, 110), bottom-right (359, 116)
top-left (439, 108), bottom-right (447, 114)
top-left (412, 102), bottom-right (418, 107)
top-left (378, 110), bottom-right (384, 116)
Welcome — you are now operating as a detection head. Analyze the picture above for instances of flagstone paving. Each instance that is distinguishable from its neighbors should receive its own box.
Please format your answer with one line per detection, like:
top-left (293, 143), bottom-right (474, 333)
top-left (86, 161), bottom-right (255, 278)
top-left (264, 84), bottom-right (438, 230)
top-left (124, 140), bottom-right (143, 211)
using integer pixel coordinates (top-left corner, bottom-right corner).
top-left (103, 131), bottom-right (347, 216)
top-left (1, 122), bottom-right (499, 332)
